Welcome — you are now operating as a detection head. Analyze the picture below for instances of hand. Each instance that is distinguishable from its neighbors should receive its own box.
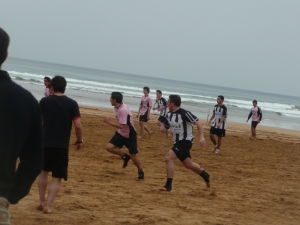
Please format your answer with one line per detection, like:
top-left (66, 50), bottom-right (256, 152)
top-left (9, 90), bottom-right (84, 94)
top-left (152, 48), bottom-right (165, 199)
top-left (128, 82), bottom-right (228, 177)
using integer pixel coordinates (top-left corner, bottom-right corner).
top-left (102, 116), bottom-right (109, 124)
top-left (217, 123), bottom-right (221, 129)
top-left (199, 138), bottom-right (206, 147)
top-left (75, 141), bottom-right (82, 150)
top-left (258, 120), bottom-right (260, 123)
top-left (147, 115), bottom-right (150, 120)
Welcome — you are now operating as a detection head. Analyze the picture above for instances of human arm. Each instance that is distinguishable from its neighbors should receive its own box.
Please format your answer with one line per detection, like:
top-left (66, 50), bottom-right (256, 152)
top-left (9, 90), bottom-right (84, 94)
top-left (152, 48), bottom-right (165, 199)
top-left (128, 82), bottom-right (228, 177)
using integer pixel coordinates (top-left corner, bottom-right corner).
top-left (195, 120), bottom-right (206, 147)
top-left (208, 114), bottom-right (215, 126)
top-left (137, 104), bottom-right (142, 118)
top-left (217, 117), bottom-right (226, 129)
top-left (102, 116), bottom-right (127, 130)
top-left (258, 107), bottom-right (262, 123)
top-left (73, 118), bottom-right (83, 150)
top-left (247, 110), bottom-right (252, 122)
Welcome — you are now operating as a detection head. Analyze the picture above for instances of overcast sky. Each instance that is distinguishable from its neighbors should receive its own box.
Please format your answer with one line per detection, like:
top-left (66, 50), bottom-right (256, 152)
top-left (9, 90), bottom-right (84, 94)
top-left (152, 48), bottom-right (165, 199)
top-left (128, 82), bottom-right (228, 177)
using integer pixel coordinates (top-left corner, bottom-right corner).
top-left (1, 1), bottom-right (299, 96)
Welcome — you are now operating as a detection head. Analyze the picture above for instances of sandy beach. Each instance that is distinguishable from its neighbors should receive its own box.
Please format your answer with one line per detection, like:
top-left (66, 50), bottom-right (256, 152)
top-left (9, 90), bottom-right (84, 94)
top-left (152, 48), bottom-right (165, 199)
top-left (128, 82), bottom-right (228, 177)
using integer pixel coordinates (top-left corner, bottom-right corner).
top-left (10, 106), bottom-right (300, 225)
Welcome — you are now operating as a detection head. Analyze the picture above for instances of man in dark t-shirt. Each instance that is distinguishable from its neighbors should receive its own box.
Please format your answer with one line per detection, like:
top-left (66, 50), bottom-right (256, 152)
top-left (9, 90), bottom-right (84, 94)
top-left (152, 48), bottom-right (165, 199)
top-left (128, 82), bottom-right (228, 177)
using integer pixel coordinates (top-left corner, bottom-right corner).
top-left (37, 75), bottom-right (83, 214)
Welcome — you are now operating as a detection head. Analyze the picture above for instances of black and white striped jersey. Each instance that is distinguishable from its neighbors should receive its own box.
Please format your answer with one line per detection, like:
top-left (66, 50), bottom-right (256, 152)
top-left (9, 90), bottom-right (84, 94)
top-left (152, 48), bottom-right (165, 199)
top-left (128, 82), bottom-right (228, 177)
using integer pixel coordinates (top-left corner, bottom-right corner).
top-left (211, 104), bottom-right (227, 129)
top-left (157, 97), bottom-right (168, 116)
top-left (163, 107), bottom-right (198, 144)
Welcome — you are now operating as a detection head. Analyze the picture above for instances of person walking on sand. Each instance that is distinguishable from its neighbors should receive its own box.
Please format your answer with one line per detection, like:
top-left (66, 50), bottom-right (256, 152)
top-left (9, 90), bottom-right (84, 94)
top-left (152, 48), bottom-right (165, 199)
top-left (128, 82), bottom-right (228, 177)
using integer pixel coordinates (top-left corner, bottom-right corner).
top-left (136, 86), bottom-right (153, 138)
top-left (37, 75), bottom-right (83, 214)
top-left (208, 95), bottom-right (227, 154)
top-left (0, 27), bottom-right (44, 225)
top-left (102, 92), bottom-right (144, 180)
top-left (153, 90), bottom-right (170, 137)
top-left (246, 100), bottom-right (262, 140)
top-left (159, 95), bottom-right (210, 191)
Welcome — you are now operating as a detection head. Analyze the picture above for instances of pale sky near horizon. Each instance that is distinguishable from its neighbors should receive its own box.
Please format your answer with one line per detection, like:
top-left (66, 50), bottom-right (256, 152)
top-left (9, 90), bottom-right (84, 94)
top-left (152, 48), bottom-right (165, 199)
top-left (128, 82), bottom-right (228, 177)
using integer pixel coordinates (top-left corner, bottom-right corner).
top-left (1, 1), bottom-right (299, 97)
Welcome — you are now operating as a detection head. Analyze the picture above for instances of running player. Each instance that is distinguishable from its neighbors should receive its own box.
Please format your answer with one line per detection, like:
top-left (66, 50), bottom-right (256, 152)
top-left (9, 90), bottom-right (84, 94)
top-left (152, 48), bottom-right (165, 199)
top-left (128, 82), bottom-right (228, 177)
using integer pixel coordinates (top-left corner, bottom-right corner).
top-left (102, 92), bottom-right (144, 180)
top-left (159, 95), bottom-right (210, 191)
top-left (153, 90), bottom-right (169, 137)
top-left (208, 95), bottom-right (227, 154)
top-left (246, 100), bottom-right (262, 140)
top-left (136, 87), bottom-right (152, 138)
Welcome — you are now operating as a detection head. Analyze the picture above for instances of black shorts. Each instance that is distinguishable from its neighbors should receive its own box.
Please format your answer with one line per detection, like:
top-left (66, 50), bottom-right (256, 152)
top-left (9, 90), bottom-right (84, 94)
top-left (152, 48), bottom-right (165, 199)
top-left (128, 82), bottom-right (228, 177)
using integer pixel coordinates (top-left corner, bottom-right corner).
top-left (158, 115), bottom-right (165, 122)
top-left (139, 111), bottom-right (148, 122)
top-left (251, 121), bottom-right (259, 128)
top-left (109, 132), bottom-right (138, 154)
top-left (210, 127), bottom-right (226, 137)
top-left (171, 140), bottom-right (193, 162)
top-left (43, 148), bottom-right (69, 181)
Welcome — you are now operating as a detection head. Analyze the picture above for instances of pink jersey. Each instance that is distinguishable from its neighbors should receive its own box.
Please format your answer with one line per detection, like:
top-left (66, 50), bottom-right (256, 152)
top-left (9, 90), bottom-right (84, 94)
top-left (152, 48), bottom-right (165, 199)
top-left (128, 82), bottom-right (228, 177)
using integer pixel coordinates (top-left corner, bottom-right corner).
top-left (251, 107), bottom-right (259, 121)
top-left (114, 103), bottom-right (136, 138)
top-left (139, 95), bottom-right (152, 115)
top-left (44, 87), bottom-right (50, 97)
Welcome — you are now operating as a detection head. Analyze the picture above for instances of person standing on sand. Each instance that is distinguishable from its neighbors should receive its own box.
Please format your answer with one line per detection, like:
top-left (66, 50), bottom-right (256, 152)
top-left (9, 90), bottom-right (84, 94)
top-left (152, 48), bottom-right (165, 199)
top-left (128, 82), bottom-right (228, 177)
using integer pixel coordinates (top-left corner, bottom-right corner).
top-left (0, 27), bottom-right (44, 225)
top-left (246, 100), bottom-right (262, 140)
top-left (153, 90), bottom-right (170, 137)
top-left (208, 95), bottom-right (227, 154)
top-left (43, 77), bottom-right (51, 97)
top-left (102, 92), bottom-right (144, 180)
top-left (159, 95), bottom-right (210, 191)
top-left (136, 86), bottom-right (153, 139)
top-left (37, 75), bottom-right (83, 214)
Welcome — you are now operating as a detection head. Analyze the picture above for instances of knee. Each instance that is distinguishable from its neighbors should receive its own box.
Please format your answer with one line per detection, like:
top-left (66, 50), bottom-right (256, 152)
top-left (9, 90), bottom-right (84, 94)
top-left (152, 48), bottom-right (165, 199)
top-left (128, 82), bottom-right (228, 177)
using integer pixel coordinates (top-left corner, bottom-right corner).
top-left (106, 144), bottom-right (113, 152)
top-left (130, 154), bottom-right (136, 161)
top-left (165, 156), bottom-right (173, 163)
top-left (209, 134), bottom-right (214, 139)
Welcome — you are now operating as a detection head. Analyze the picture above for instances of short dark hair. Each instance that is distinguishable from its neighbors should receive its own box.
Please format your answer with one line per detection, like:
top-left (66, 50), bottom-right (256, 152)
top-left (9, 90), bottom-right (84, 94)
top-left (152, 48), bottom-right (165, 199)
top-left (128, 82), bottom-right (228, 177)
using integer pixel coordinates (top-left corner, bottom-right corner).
top-left (44, 77), bottom-right (51, 82)
top-left (253, 100), bottom-right (257, 104)
top-left (169, 94), bottom-right (181, 107)
top-left (50, 75), bottom-right (67, 93)
top-left (143, 87), bottom-right (150, 93)
top-left (0, 27), bottom-right (10, 66)
top-left (218, 95), bottom-right (224, 101)
top-left (111, 92), bottom-right (123, 103)
top-left (156, 90), bottom-right (162, 94)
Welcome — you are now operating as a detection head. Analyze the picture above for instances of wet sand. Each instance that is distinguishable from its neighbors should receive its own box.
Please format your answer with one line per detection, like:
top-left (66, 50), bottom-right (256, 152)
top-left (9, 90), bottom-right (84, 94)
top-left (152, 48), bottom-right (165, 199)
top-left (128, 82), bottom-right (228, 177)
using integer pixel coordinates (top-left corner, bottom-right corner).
top-left (10, 106), bottom-right (300, 225)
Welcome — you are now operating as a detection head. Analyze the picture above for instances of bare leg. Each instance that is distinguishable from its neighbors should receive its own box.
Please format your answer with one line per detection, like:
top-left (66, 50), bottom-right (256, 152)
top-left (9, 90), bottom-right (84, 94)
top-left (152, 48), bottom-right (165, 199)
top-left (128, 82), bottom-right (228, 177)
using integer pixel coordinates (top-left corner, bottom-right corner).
top-left (217, 136), bottom-right (222, 149)
top-left (37, 170), bottom-right (48, 210)
top-left (139, 121), bottom-right (144, 138)
top-left (209, 134), bottom-right (217, 145)
top-left (43, 178), bottom-right (62, 214)
top-left (182, 158), bottom-right (210, 188)
top-left (143, 124), bottom-right (152, 139)
top-left (129, 154), bottom-right (143, 170)
top-left (106, 143), bottom-right (125, 157)
top-left (160, 150), bottom-right (177, 191)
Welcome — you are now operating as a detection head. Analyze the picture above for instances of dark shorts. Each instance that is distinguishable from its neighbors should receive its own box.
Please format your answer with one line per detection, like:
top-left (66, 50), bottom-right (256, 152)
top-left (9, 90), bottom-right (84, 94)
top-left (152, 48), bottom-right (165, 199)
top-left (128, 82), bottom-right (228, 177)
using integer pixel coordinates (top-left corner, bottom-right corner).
top-left (158, 115), bottom-right (165, 122)
top-left (109, 132), bottom-right (138, 154)
top-left (171, 140), bottom-right (193, 162)
top-left (139, 110), bottom-right (148, 122)
top-left (43, 148), bottom-right (69, 181)
top-left (210, 127), bottom-right (226, 137)
top-left (251, 121), bottom-right (259, 128)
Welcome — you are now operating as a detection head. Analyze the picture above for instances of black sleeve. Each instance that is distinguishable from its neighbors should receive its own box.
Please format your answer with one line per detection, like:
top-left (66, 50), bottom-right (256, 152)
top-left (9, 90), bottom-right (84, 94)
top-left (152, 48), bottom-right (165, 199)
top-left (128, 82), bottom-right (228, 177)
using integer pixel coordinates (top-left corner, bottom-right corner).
top-left (182, 110), bottom-right (198, 124)
top-left (162, 98), bottom-right (167, 106)
top-left (247, 109), bottom-right (252, 120)
top-left (8, 102), bottom-right (44, 204)
top-left (161, 116), bottom-right (170, 129)
top-left (259, 107), bottom-right (262, 120)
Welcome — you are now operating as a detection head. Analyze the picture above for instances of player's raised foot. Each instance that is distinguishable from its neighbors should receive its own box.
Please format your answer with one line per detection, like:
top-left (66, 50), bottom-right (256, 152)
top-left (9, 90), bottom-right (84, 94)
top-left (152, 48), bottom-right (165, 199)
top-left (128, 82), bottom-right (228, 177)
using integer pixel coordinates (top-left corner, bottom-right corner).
top-left (43, 206), bottom-right (52, 214)
top-left (159, 185), bottom-right (172, 192)
top-left (122, 154), bottom-right (130, 168)
top-left (212, 145), bottom-right (217, 153)
top-left (200, 169), bottom-right (210, 188)
top-left (138, 170), bottom-right (144, 180)
top-left (215, 149), bottom-right (220, 154)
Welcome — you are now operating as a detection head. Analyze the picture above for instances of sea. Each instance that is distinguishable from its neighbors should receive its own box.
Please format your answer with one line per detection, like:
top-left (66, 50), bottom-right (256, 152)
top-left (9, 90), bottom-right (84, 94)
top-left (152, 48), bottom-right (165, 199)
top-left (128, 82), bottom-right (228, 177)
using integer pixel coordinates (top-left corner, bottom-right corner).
top-left (3, 57), bottom-right (300, 131)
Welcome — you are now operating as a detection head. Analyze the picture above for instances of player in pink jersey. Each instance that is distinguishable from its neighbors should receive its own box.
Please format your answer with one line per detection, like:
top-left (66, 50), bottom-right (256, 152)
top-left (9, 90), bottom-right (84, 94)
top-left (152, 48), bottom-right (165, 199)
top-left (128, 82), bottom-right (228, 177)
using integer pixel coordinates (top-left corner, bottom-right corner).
top-left (136, 87), bottom-right (153, 139)
top-left (102, 92), bottom-right (144, 180)
top-left (246, 100), bottom-right (262, 140)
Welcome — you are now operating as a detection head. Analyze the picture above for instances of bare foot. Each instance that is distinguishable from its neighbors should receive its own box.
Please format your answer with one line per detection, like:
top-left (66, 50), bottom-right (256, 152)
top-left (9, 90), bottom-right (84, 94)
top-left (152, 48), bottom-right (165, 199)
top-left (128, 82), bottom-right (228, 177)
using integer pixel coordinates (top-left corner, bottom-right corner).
top-left (43, 206), bottom-right (52, 214)
top-left (159, 187), bottom-right (171, 192)
top-left (249, 136), bottom-right (254, 140)
top-left (36, 201), bottom-right (45, 210)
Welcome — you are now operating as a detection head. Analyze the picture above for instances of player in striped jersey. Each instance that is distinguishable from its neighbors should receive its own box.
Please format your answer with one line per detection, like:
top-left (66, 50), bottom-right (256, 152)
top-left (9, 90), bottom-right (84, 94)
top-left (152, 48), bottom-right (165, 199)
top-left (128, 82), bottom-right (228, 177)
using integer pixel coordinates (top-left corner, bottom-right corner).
top-left (153, 90), bottom-right (169, 137)
top-left (159, 95), bottom-right (210, 191)
top-left (208, 95), bottom-right (227, 154)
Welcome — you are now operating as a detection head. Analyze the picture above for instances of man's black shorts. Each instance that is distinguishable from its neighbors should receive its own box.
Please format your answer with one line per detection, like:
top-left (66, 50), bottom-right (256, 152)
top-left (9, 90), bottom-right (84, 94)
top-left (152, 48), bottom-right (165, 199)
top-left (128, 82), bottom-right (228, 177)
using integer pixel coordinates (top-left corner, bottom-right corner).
top-left (210, 127), bottom-right (226, 137)
top-left (171, 140), bottom-right (193, 162)
top-left (43, 148), bottom-right (69, 181)
top-left (158, 115), bottom-right (165, 122)
top-left (251, 121), bottom-right (259, 128)
top-left (139, 110), bottom-right (148, 122)
top-left (109, 132), bottom-right (138, 154)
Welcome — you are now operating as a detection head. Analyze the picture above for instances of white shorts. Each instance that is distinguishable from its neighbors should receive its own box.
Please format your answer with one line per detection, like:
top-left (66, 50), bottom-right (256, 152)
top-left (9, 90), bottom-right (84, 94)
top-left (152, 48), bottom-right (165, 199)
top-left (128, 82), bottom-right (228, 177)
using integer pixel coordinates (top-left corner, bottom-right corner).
top-left (0, 197), bottom-right (10, 225)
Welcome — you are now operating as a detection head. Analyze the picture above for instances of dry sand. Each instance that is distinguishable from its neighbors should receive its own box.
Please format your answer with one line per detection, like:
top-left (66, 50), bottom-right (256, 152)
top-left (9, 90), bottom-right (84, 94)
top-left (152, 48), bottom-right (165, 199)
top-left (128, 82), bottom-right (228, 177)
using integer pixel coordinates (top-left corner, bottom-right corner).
top-left (10, 106), bottom-right (300, 225)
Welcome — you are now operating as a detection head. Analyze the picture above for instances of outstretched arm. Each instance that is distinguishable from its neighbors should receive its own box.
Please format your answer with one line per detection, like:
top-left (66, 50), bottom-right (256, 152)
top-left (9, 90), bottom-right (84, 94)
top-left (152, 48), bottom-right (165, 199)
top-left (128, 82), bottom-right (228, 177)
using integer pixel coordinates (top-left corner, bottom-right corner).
top-left (102, 116), bottom-right (126, 129)
top-left (195, 121), bottom-right (206, 147)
